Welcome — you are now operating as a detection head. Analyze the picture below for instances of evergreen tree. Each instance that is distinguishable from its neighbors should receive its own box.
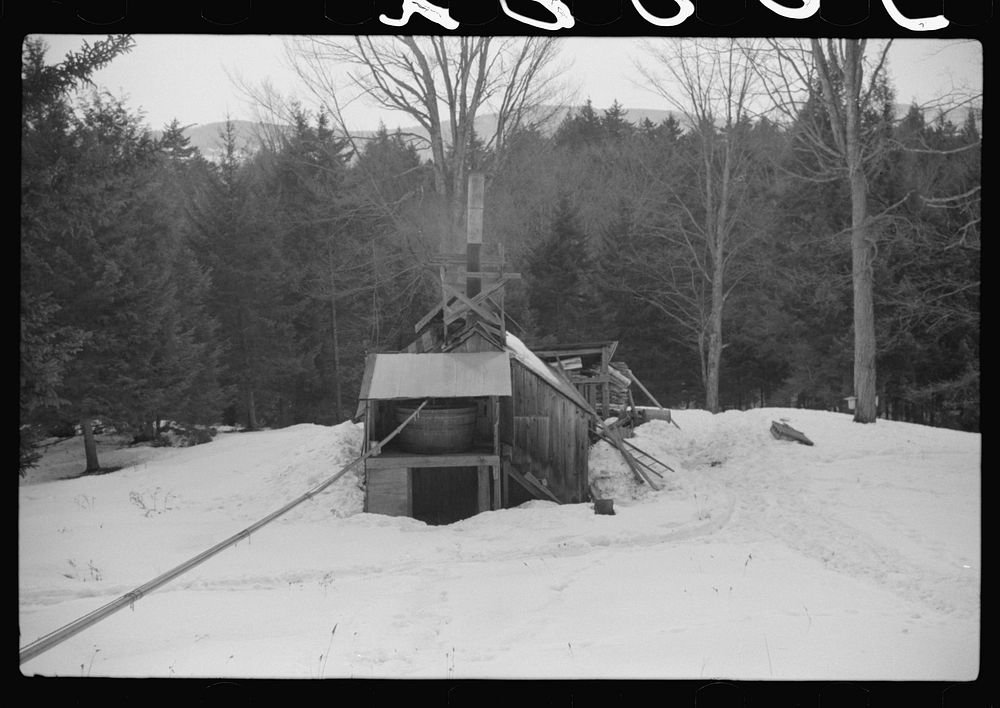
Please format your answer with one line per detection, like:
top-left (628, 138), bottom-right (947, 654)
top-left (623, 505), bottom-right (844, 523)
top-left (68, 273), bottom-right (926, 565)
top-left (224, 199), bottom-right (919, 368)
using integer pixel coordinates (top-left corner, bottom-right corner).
top-left (188, 119), bottom-right (299, 429)
top-left (601, 100), bottom-right (634, 142)
top-left (553, 99), bottom-right (604, 148)
top-left (525, 195), bottom-right (594, 342)
top-left (21, 36), bottom-right (136, 473)
top-left (22, 37), bottom-right (230, 473)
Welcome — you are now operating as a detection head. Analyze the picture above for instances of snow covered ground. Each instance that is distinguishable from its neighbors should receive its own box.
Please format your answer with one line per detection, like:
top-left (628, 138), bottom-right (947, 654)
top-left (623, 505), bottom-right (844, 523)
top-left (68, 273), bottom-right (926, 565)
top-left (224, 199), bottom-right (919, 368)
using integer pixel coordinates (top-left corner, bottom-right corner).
top-left (18, 408), bottom-right (980, 680)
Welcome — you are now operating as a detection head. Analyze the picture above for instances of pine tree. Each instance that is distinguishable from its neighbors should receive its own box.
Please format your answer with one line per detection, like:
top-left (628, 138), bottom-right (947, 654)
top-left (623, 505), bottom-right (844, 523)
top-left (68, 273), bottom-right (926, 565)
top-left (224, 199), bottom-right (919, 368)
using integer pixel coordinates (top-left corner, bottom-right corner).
top-left (601, 100), bottom-right (634, 142)
top-left (22, 37), bottom-right (231, 473)
top-left (188, 119), bottom-right (299, 429)
top-left (553, 99), bottom-right (604, 148)
top-left (21, 36), bottom-right (135, 474)
top-left (525, 195), bottom-right (594, 342)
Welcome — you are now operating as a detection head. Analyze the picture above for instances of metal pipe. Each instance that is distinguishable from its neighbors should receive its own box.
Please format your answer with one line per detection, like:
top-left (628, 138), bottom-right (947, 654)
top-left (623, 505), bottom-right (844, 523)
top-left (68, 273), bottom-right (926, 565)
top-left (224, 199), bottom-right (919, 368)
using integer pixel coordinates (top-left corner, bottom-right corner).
top-left (19, 400), bottom-right (429, 666)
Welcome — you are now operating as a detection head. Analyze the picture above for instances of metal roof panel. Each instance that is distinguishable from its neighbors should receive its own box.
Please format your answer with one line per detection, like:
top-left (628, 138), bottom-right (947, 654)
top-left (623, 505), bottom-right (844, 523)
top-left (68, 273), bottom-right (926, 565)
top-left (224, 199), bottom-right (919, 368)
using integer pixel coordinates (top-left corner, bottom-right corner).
top-left (359, 352), bottom-right (512, 399)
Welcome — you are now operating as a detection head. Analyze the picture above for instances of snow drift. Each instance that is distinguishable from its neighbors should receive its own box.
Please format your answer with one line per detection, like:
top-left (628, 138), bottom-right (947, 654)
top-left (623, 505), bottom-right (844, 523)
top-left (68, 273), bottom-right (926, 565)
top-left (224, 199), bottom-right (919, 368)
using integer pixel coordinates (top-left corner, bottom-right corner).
top-left (18, 408), bottom-right (980, 679)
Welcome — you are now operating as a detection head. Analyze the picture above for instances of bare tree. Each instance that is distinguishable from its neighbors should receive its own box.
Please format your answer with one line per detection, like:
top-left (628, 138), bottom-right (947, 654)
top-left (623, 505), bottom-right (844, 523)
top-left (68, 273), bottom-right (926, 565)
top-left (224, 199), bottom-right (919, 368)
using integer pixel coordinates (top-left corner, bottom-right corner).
top-left (283, 36), bottom-right (566, 253)
top-left (628, 38), bottom-right (768, 413)
top-left (750, 39), bottom-right (898, 424)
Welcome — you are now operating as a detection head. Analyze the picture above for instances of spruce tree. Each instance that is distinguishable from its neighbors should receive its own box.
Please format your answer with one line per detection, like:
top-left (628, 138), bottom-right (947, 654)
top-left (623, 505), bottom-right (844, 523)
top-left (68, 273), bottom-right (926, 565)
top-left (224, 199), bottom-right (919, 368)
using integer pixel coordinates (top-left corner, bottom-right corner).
top-left (525, 195), bottom-right (594, 342)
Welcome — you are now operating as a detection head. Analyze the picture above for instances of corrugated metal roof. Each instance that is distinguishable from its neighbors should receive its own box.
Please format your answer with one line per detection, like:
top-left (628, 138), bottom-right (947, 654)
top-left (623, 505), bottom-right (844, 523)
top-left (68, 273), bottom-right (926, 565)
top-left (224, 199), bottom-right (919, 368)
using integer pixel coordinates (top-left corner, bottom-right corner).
top-left (358, 352), bottom-right (512, 399)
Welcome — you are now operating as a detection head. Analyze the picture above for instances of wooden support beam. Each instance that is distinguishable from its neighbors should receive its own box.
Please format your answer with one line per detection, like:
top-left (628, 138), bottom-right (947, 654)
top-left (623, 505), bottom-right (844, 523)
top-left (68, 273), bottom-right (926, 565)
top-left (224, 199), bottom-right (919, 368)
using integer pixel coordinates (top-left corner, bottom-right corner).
top-left (478, 466), bottom-right (490, 512)
top-left (603, 423), bottom-right (663, 490)
top-left (413, 301), bottom-right (444, 335)
top-left (533, 347), bottom-right (607, 358)
top-left (439, 265), bottom-right (448, 343)
top-left (625, 368), bottom-right (663, 408)
top-left (506, 465), bottom-right (561, 503)
top-left (366, 453), bottom-right (500, 470)
top-left (441, 283), bottom-right (500, 325)
top-left (429, 252), bottom-right (506, 267)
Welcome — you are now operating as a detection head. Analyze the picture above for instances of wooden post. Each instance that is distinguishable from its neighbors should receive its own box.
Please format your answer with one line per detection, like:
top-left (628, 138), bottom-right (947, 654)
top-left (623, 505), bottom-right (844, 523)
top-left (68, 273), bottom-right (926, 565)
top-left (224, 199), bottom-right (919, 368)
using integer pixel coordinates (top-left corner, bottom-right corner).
top-left (498, 242), bottom-right (506, 338)
top-left (478, 466), bottom-right (490, 512)
top-left (492, 396), bottom-right (500, 509)
top-left (439, 264), bottom-right (448, 345)
top-left (81, 418), bottom-right (100, 472)
top-left (601, 345), bottom-right (611, 419)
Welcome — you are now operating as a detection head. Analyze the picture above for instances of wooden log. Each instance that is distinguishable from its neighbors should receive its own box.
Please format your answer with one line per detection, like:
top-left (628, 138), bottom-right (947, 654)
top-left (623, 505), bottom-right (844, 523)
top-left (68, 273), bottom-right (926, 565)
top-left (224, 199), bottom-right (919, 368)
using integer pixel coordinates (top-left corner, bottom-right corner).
top-left (639, 408), bottom-right (674, 423)
top-left (607, 367), bottom-right (632, 388)
top-left (625, 369), bottom-right (681, 430)
top-left (557, 356), bottom-right (583, 370)
top-left (770, 421), bottom-right (814, 446)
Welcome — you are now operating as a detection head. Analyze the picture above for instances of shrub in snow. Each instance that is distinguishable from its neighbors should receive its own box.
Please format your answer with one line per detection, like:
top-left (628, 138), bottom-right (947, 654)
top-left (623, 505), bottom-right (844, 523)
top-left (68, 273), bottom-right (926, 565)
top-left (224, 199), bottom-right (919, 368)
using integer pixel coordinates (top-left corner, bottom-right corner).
top-left (47, 420), bottom-right (78, 438)
top-left (132, 421), bottom-right (217, 448)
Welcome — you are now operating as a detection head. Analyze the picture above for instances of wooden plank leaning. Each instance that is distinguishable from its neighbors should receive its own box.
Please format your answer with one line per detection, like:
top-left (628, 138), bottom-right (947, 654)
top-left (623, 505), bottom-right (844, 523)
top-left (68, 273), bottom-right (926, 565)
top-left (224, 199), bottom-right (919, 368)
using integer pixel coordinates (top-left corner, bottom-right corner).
top-left (624, 368), bottom-right (681, 430)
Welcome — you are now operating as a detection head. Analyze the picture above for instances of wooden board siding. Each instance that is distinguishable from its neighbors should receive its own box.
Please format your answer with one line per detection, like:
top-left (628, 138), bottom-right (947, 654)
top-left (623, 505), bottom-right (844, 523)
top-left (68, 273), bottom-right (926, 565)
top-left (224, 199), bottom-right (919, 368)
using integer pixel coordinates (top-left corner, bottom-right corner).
top-left (447, 330), bottom-right (499, 354)
top-left (365, 467), bottom-right (410, 516)
top-left (367, 465), bottom-right (487, 523)
top-left (508, 360), bottom-right (590, 504)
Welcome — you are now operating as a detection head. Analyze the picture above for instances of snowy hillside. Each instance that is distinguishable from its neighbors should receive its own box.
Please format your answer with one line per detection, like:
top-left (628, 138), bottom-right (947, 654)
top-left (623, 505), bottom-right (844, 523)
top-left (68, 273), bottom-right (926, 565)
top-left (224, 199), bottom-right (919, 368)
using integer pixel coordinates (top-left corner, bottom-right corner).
top-left (18, 409), bottom-right (980, 679)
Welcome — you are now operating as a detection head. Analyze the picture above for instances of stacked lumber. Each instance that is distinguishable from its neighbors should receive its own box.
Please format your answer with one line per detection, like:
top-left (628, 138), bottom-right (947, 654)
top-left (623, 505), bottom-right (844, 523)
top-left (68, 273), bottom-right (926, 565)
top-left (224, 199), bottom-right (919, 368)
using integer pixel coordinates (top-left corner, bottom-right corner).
top-left (587, 361), bottom-right (632, 410)
top-left (556, 356), bottom-right (583, 371)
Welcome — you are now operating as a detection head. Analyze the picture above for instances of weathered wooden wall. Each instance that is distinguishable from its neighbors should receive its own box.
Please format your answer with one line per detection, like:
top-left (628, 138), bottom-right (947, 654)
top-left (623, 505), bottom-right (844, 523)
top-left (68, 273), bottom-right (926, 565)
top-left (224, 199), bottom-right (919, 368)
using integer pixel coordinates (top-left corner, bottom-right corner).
top-left (509, 361), bottom-right (590, 504)
top-left (365, 467), bottom-right (410, 516)
top-left (364, 329), bottom-right (592, 520)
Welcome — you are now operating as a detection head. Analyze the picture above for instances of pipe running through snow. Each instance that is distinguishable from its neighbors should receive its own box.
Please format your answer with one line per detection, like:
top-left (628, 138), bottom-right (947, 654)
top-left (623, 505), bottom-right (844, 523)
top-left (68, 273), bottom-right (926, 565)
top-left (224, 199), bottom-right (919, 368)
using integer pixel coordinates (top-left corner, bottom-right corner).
top-left (19, 400), bottom-right (430, 666)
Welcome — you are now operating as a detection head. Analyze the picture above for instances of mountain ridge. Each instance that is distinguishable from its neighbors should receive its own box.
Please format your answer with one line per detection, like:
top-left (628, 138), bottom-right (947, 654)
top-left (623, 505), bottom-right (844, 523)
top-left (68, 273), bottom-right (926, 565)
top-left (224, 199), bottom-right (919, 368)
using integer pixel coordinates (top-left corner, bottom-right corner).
top-left (167, 102), bottom-right (975, 161)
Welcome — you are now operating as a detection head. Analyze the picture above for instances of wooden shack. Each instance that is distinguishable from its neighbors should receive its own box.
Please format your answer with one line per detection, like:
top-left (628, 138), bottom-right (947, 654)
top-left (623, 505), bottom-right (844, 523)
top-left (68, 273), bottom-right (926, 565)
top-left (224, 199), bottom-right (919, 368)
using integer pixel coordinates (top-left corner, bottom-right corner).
top-left (358, 350), bottom-right (510, 525)
top-left (356, 173), bottom-right (596, 524)
top-left (358, 316), bottom-right (594, 524)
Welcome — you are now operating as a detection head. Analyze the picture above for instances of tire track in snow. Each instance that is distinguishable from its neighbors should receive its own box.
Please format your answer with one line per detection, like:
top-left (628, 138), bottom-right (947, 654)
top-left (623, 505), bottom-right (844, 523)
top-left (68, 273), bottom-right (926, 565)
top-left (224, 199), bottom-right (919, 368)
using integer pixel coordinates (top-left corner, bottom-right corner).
top-left (681, 440), bottom-right (978, 620)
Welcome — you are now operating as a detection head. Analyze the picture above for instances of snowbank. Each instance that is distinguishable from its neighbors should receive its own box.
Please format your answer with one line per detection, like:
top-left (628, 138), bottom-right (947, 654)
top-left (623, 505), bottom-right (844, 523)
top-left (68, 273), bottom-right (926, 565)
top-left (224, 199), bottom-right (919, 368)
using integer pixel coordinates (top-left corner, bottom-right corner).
top-left (19, 410), bottom-right (980, 680)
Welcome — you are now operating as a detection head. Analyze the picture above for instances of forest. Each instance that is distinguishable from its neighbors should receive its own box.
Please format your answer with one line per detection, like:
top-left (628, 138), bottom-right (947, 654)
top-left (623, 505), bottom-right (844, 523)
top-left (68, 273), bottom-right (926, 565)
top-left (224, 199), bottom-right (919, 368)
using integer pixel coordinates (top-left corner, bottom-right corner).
top-left (20, 36), bottom-right (980, 475)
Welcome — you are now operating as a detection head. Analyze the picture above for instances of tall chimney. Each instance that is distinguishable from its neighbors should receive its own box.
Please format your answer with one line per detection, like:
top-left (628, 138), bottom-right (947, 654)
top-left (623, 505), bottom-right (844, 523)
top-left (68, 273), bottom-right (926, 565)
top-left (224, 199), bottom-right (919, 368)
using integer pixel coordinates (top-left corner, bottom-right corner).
top-left (466, 171), bottom-right (485, 298)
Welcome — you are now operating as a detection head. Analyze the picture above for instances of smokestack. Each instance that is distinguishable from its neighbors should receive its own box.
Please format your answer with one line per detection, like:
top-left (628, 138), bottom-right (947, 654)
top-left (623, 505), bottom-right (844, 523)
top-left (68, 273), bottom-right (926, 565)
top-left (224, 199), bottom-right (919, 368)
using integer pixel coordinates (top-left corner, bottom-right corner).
top-left (466, 171), bottom-right (485, 298)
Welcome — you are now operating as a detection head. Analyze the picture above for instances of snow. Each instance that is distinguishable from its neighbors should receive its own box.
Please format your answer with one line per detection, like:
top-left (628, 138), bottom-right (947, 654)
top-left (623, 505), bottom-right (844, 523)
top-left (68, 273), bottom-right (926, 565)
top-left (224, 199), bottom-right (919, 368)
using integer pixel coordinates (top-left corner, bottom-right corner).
top-left (504, 332), bottom-right (587, 408)
top-left (19, 409), bottom-right (980, 680)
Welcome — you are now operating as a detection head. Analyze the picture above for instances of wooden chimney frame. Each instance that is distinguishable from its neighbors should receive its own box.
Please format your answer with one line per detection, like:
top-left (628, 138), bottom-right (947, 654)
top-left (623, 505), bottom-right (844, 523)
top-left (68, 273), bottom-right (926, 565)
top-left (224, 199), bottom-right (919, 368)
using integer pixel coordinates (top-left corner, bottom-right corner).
top-left (415, 171), bottom-right (521, 348)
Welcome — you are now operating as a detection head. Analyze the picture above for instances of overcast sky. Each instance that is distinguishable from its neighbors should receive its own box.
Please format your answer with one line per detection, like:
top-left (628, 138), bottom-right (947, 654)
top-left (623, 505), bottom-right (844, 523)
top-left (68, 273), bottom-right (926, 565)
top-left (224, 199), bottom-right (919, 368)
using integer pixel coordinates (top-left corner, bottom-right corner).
top-left (34, 35), bottom-right (982, 131)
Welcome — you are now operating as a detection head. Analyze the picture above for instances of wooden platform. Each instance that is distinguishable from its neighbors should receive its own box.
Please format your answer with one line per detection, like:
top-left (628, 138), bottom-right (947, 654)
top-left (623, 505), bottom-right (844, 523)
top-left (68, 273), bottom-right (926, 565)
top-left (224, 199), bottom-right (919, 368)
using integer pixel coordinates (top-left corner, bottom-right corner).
top-left (365, 449), bottom-right (500, 470)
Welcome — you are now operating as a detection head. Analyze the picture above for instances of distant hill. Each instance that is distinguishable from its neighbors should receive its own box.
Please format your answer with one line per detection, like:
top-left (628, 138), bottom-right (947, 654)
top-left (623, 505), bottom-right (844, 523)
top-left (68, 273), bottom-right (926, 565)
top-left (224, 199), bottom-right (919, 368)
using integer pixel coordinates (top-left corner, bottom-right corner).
top-left (166, 106), bottom-right (683, 162)
top-left (168, 102), bottom-right (975, 163)
top-left (155, 120), bottom-right (287, 162)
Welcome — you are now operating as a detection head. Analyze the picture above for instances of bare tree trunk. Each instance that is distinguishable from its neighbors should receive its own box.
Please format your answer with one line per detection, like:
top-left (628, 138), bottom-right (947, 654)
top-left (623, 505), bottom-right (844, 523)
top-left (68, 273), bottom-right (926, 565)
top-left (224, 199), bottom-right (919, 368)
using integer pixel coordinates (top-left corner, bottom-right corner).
top-left (633, 39), bottom-right (764, 417)
top-left (81, 418), bottom-right (100, 472)
top-left (236, 305), bottom-right (259, 430)
top-left (247, 390), bottom-right (258, 430)
top-left (706, 263), bottom-right (725, 413)
top-left (282, 37), bottom-right (564, 256)
top-left (850, 171), bottom-right (878, 423)
top-left (843, 44), bottom-right (878, 424)
top-left (697, 331), bottom-right (708, 403)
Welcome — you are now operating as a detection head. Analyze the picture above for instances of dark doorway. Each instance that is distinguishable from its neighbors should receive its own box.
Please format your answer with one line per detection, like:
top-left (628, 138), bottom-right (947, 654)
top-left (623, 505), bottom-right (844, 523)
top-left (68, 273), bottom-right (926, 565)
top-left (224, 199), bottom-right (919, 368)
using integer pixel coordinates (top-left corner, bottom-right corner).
top-left (411, 466), bottom-right (479, 525)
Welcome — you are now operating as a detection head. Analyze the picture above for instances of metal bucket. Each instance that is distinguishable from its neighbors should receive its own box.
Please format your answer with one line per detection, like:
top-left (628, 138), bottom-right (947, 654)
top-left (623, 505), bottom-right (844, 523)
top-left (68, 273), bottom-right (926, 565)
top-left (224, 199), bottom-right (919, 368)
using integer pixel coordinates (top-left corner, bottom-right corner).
top-left (395, 400), bottom-right (477, 454)
top-left (594, 498), bottom-right (615, 515)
